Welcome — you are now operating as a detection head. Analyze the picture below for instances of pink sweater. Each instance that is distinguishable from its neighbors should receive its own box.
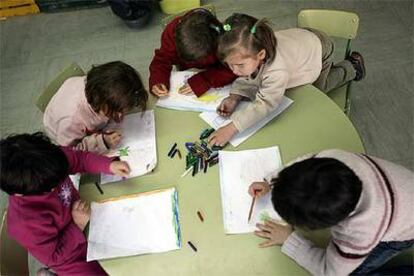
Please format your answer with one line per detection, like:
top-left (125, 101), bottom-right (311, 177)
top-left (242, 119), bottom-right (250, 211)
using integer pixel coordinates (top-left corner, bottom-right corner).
top-left (7, 147), bottom-right (114, 275)
top-left (281, 149), bottom-right (414, 276)
top-left (43, 76), bottom-right (110, 154)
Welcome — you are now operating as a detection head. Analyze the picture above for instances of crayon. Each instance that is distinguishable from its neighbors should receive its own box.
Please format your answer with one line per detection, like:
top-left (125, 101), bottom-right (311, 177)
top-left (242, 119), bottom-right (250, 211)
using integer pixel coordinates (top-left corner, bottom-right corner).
top-left (181, 167), bottom-right (193, 178)
top-left (187, 241), bottom-right (197, 252)
top-left (94, 181), bottom-right (104, 195)
top-left (167, 143), bottom-right (177, 157)
top-left (197, 211), bottom-right (204, 222)
top-left (203, 160), bottom-right (208, 173)
top-left (171, 148), bottom-right (178, 158)
top-left (177, 149), bottom-right (182, 159)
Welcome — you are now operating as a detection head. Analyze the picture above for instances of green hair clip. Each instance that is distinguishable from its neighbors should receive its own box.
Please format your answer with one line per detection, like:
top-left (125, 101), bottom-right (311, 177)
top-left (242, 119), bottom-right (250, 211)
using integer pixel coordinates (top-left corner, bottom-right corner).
top-left (223, 24), bottom-right (232, 32)
top-left (250, 23), bottom-right (258, 34)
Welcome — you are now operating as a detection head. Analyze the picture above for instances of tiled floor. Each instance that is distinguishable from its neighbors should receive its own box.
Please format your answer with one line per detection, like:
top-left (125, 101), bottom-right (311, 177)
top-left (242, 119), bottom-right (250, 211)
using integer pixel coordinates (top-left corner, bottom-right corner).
top-left (1, 0), bottom-right (413, 272)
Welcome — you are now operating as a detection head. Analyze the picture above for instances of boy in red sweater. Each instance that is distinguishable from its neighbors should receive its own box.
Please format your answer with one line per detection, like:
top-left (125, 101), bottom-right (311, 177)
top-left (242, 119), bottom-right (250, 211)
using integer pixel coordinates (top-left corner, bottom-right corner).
top-left (149, 8), bottom-right (236, 97)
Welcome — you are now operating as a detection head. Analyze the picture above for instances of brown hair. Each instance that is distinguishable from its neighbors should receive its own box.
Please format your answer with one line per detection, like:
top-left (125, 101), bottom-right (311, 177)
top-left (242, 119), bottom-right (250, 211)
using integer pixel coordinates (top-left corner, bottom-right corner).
top-left (218, 13), bottom-right (277, 63)
top-left (175, 8), bottom-right (222, 62)
top-left (85, 61), bottom-right (148, 120)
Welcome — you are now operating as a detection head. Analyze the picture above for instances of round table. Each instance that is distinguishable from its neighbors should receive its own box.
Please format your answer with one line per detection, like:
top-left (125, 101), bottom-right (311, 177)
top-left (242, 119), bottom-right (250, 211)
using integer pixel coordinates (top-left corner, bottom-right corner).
top-left (81, 84), bottom-right (364, 276)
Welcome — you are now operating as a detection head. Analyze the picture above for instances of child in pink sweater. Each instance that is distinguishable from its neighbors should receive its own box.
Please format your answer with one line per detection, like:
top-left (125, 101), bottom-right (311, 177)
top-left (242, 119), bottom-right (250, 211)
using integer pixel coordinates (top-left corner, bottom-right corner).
top-left (249, 149), bottom-right (413, 275)
top-left (0, 132), bottom-right (130, 275)
top-left (44, 61), bottom-right (148, 154)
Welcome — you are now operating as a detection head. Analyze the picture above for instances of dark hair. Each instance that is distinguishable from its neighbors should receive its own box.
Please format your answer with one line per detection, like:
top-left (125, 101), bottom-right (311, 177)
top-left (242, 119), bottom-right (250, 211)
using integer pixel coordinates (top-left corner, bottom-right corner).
top-left (218, 13), bottom-right (276, 63)
top-left (85, 61), bottom-right (148, 121)
top-left (175, 8), bottom-right (222, 62)
top-left (0, 132), bottom-right (69, 195)
top-left (271, 157), bottom-right (362, 230)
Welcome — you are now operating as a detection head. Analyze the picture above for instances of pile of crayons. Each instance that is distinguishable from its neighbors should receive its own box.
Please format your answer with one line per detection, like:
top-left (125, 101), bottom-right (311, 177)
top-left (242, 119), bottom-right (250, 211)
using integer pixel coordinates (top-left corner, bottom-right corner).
top-left (167, 128), bottom-right (223, 177)
top-left (184, 128), bottom-right (222, 177)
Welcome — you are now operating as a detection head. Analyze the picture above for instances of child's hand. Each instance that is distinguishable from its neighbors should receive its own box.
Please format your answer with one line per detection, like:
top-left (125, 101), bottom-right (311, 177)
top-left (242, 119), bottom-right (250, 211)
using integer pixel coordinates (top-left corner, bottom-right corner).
top-left (178, 84), bottom-right (194, 95)
top-left (208, 122), bottom-right (238, 147)
top-left (152, 84), bottom-right (169, 97)
top-left (110, 161), bottom-right (131, 178)
top-left (72, 200), bottom-right (91, 231)
top-left (254, 220), bottom-right (293, 248)
top-left (103, 131), bottom-right (122, 149)
top-left (217, 94), bottom-right (243, 117)
top-left (248, 181), bottom-right (270, 198)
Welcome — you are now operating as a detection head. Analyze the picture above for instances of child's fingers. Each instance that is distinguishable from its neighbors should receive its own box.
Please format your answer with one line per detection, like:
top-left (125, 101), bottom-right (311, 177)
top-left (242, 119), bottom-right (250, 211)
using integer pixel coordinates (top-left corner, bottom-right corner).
top-left (72, 200), bottom-right (81, 210)
top-left (258, 240), bottom-right (277, 248)
top-left (116, 162), bottom-right (131, 177)
top-left (121, 162), bottom-right (131, 175)
top-left (254, 230), bottom-right (272, 239)
top-left (256, 223), bottom-right (273, 233)
top-left (78, 200), bottom-right (87, 211)
top-left (248, 185), bottom-right (262, 197)
top-left (159, 84), bottom-right (168, 91)
top-left (178, 85), bottom-right (192, 94)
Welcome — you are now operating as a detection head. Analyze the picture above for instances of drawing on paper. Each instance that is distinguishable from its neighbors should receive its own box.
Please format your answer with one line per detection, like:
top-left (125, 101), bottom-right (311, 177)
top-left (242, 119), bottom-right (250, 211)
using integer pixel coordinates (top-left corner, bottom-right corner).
top-left (219, 147), bottom-right (283, 234)
top-left (87, 188), bottom-right (181, 261)
top-left (100, 111), bottom-right (157, 184)
top-left (156, 70), bottom-right (231, 112)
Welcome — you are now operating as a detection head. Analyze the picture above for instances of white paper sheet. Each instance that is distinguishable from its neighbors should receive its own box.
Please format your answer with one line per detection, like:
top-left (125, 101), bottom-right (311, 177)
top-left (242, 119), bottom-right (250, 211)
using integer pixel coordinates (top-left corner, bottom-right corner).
top-left (219, 147), bottom-right (283, 234)
top-left (156, 70), bottom-right (230, 112)
top-left (200, 96), bottom-right (293, 147)
top-left (69, 174), bottom-right (80, 190)
top-left (100, 111), bottom-right (157, 184)
top-left (87, 187), bottom-right (181, 261)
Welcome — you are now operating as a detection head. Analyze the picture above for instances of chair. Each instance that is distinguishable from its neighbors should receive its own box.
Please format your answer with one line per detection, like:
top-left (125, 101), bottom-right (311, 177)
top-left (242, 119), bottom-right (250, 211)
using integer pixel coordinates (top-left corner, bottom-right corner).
top-left (298, 9), bottom-right (359, 114)
top-left (159, 0), bottom-right (200, 15)
top-left (161, 3), bottom-right (216, 27)
top-left (36, 63), bottom-right (85, 113)
top-left (0, 211), bottom-right (29, 275)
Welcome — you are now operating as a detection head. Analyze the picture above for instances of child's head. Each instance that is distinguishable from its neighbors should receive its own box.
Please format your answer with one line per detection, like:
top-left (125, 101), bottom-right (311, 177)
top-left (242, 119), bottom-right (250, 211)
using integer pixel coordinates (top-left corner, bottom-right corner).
top-left (271, 157), bottom-right (362, 230)
top-left (218, 13), bottom-right (276, 77)
top-left (85, 61), bottom-right (148, 123)
top-left (0, 132), bottom-right (69, 196)
top-left (175, 8), bottom-right (222, 62)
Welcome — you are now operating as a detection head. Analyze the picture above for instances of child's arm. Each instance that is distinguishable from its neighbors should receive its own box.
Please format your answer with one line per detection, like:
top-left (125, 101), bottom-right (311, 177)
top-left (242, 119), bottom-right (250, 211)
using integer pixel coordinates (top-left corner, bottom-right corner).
top-left (55, 117), bottom-right (108, 154)
top-left (61, 146), bottom-right (116, 175)
top-left (149, 17), bottom-right (180, 95)
top-left (280, 232), bottom-right (367, 276)
top-left (231, 71), bottom-right (289, 132)
top-left (187, 63), bottom-right (237, 97)
top-left (24, 218), bottom-right (105, 274)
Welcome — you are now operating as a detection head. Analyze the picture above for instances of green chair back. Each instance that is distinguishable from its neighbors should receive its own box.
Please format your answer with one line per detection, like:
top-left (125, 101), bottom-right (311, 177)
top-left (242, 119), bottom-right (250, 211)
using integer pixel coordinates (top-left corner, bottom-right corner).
top-left (162, 4), bottom-right (216, 27)
top-left (36, 63), bottom-right (84, 113)
top-left (298, 9), bottom-right (359, 114)
top-left (159, 0), bottom-right (200, 15)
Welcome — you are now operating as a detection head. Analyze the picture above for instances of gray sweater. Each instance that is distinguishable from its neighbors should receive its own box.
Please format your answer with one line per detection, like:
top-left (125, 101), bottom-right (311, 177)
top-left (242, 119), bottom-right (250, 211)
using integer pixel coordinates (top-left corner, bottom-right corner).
top-left (280, 149), bottom-right (414, 276)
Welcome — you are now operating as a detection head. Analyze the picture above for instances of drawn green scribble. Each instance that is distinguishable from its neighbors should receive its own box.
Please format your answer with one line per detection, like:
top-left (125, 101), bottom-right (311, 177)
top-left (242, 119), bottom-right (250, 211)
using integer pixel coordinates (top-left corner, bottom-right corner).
top-left (118, 146), bottom-right (130, 157)
top-left (259, 210), bottom-right (271, 222)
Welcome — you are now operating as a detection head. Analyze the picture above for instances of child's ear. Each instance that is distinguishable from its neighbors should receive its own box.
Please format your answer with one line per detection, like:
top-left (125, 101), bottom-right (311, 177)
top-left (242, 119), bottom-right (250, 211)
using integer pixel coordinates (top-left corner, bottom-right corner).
top-left (258, 49), bottom-right (266, 61)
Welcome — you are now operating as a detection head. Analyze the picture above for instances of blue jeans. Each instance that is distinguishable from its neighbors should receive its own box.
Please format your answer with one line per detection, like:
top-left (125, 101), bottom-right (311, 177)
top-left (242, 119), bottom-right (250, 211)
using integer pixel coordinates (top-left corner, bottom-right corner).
top-left (351, 240), bottom-right (414, 275)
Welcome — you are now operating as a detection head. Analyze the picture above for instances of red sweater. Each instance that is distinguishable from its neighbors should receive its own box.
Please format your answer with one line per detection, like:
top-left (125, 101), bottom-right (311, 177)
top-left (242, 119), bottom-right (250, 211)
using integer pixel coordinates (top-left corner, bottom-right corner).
top-left (149, 14), bottom-right (237, 97)
top-left (7, 148), bottom-right (112, 275)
